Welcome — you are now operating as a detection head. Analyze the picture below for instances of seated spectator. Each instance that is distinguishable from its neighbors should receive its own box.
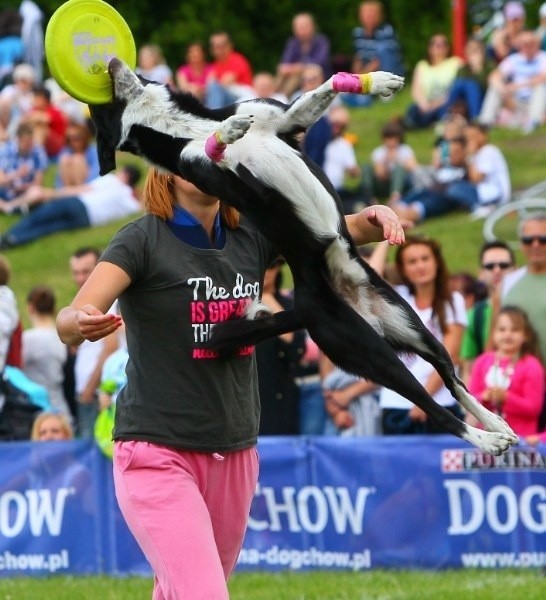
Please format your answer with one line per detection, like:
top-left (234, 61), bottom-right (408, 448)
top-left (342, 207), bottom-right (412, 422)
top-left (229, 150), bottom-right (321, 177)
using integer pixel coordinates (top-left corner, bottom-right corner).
top-left (449, 271), bottom-right (488, 310)
top-left (275, 12), bottom-right (331, 99)
top-left (468, 305), bottom-right (544, 437)
top-left (0, 121), bottom-right (47, 205)
top-left (379, 236), bottom-right (467, 435)
top-left (391, 122), bottom-right (510, 223)
top-left (0, 8), bottom-right (24, 90)
top-left (31, 411), bottom-right (73, 441)
top-left (298, 64), bottom-right (333, 169)
top-left (443, 38), bottom-right (496, 121)
top-left (44, 77), bottom-right (88, 125)
top-left (322, 357), bottom-right (381, 436)
top-left (0, 62), bottom-right (36, 139)
top-left (23, 284), bottom-right (71, 417)
top-left (135, 43), bottom-right (173, 86)
top-left (402, 34), bottom-right (463, 130)
top-left (487, 1), bottom-right (526, 63)
top-left (175, 42), bottom-right (212, 101)
top-left (23, 84), bottom-right (67, 160)
top-left (430, 113), bottom-right (468, 169)
top-left (251, 71), bottom-right (288, 103)
top-left (344, 1), bottom-right (404, 108)
top-left (361, 119), bottom-right (417, 204)
top-left (205, 31), bottom-right (254, 108)
top-left (323, 105), bottom-right (366, 213)
top-left (0, 165), bottom-right (142, 249)
top-left (321, 242), bottom-right (388, 436)
top-left (538, 2), bottom-right (546, 50)
top-left (390, 135), bottom-right (468, 223)
top-left (479, 29), bottom-right (546, 133)
top-left (55, 121), bottom-right (99, 187)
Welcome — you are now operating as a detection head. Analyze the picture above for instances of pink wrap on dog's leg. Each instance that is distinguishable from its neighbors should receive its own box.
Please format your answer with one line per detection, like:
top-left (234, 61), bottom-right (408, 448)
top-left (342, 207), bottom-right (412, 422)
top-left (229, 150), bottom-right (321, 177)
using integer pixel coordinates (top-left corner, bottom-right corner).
top-left (205, 131), bottom-right (227, 162)
top-left (332, 72), bottom-right (372, 94)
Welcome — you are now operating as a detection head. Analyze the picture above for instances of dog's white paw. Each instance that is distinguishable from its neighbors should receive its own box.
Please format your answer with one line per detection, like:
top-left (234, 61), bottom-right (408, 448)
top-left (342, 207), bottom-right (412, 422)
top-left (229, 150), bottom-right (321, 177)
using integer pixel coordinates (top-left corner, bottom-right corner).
top-left (480, 411), bottom-right (518, 440)
top-left (369, 71), bottom-right (405, 98)
top-left (218, 114), bottom-right (254, 144)
top-left (464, 428), bottom-right (518, 456)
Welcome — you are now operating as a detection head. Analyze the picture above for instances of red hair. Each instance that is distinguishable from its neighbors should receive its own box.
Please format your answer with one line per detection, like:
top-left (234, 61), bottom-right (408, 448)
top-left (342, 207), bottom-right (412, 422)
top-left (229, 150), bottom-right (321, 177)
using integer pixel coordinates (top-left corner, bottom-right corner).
top-left (143, 168), bottom-right (240, 228)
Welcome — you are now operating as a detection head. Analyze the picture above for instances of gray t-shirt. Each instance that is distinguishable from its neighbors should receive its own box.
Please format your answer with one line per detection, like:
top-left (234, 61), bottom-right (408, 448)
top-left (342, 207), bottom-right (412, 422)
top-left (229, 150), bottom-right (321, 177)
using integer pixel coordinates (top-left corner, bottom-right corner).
top-left (101, 214), bottom-right (277, 452)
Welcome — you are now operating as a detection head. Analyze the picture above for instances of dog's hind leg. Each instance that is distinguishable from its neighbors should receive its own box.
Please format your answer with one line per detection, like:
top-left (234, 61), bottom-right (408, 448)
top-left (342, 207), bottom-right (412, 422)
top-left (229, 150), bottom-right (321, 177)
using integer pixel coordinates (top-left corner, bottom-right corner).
top-left (377, 302), bottom-right (517, 443)
top-left (301, 288), bottom-right (516, 456)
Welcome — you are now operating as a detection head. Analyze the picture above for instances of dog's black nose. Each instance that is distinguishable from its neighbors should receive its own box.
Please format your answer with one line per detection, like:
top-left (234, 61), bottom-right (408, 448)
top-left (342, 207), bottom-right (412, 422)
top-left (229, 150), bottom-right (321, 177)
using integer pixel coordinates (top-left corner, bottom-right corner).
top-left (108, 57), bottom-right (122, 76)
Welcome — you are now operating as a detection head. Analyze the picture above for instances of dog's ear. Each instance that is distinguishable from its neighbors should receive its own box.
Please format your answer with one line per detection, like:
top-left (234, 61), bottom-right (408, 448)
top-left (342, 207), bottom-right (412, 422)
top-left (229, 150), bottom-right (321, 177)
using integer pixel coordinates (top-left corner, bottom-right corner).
top-left (88, 102), bottom-right (125, 175)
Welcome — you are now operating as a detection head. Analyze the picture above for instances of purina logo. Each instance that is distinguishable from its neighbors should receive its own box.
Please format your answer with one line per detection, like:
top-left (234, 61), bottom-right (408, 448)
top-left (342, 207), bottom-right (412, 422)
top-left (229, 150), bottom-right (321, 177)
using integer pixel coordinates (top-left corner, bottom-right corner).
top-left (441, 448), bottom-right (546, 473)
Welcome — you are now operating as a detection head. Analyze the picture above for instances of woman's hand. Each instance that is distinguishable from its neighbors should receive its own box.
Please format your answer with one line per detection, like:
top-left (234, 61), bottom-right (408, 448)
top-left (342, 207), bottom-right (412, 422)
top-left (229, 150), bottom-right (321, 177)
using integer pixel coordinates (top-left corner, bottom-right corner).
top-left (348, 204), bottom-right (407, 246)
top-left (75, 304), bottom-right (122, 342)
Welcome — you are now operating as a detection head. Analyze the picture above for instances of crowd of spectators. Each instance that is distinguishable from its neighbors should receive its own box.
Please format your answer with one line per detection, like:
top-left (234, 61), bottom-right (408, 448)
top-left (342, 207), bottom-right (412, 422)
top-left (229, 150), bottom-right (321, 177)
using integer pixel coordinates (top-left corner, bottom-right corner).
top-left (0, 0), bottom-right (545, 450)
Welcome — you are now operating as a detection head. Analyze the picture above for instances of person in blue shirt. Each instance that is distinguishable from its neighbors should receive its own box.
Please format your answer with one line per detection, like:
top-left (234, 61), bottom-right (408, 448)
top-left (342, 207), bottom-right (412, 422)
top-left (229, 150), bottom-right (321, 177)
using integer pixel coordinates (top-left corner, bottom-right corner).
top-left (344, 1), bottom-right (405, 108)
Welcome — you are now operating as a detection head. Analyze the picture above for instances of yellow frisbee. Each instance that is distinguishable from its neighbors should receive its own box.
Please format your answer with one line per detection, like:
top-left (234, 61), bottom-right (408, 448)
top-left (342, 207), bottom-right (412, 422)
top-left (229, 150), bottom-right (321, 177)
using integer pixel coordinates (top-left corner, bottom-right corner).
top-left (45, 0), bottom-right (136, 104)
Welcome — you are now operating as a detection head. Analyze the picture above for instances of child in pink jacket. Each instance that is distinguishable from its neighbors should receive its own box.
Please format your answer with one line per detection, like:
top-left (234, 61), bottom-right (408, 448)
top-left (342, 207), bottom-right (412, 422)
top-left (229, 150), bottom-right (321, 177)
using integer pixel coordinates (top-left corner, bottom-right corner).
top-left (469, 305), bottom-right (545, 437)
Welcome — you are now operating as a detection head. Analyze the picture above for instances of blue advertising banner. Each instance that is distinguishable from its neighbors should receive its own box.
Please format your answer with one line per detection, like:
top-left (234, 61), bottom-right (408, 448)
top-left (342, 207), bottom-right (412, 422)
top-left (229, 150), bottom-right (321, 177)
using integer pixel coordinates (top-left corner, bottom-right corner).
top-left (239, 437), bottom-right (546, 572)
top-left (0, 437), bottom-right (544, 577)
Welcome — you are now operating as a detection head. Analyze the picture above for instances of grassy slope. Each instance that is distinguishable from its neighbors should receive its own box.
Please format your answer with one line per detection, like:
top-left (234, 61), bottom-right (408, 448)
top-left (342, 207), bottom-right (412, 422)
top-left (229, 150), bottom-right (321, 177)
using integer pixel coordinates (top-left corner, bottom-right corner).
top-left (3, 87), bottom-right (544, 324)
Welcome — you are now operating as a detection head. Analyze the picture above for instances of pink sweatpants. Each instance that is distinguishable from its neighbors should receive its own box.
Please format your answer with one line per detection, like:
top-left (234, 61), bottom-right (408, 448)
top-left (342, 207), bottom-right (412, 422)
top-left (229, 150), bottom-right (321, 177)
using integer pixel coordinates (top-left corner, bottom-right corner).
top-left (113, 441), bottom-right (259, 600)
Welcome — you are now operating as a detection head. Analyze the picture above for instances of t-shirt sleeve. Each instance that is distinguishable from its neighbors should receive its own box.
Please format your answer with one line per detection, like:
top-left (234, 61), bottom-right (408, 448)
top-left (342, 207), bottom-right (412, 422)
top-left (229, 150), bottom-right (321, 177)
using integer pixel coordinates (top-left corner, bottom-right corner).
top-left (100, 221), bottom-right (149, 282)
top-left (446, 291), bottom-right (468, 327)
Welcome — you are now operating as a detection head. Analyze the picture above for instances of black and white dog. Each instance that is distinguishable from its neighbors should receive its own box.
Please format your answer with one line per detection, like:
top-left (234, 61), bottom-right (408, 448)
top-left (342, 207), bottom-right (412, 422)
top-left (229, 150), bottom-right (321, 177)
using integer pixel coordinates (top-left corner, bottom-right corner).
top-left (89, 57), bottom-right (518, 455)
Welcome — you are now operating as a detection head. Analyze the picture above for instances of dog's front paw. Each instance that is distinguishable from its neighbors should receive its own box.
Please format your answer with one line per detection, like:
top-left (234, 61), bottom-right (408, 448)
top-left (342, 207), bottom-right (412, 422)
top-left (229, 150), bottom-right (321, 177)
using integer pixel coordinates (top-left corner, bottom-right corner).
top-left (464, 428), bottom-right (519, 456)
top-left (369, 71), bottom-right (405, 97)
top-left (218, 114), bottom-right (254, 144)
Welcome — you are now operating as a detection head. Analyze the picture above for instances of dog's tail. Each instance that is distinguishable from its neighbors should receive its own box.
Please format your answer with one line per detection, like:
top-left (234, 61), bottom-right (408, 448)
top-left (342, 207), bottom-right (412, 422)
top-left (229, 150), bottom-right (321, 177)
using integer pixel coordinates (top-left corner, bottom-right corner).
top-left (208, 309), bottom-right (303, 356)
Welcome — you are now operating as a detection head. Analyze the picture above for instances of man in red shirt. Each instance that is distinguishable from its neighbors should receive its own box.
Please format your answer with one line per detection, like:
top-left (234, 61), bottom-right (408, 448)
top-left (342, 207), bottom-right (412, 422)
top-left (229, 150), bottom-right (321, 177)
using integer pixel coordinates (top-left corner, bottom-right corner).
top-left (205, 31), bottom-right (254, 108)
top-left (24, 85), bottom-right (68, 160)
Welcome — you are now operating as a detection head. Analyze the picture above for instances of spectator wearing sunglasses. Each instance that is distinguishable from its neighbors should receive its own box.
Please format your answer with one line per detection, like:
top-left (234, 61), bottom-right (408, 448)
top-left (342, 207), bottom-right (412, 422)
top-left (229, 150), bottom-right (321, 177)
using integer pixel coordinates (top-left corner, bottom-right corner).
top-left (460, 240), bottom-right (516, 383)
top-left (501, 212), bottom-right (546, 430)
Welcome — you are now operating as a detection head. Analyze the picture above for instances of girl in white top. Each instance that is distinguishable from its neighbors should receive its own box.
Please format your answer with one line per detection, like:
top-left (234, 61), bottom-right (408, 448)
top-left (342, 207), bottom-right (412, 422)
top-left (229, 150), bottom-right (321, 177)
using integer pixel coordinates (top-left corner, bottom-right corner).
top-left (379, 236), bottom-right (468, 434)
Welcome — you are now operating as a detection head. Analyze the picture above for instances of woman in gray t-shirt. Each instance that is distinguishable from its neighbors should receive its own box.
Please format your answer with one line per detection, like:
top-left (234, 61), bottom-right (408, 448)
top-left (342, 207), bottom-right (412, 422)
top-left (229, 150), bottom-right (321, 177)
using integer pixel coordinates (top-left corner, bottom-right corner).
top-left (56, 167), bottom-right (403, 599)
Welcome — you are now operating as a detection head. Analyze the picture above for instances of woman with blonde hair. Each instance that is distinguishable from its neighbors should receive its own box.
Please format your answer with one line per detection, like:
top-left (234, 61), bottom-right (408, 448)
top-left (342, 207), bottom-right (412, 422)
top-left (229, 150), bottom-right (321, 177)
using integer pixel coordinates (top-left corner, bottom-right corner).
top-left (135, 43), bottom-right (173, 86)
top-left (31, 411), bottom-right (73, 441)
top-left (56, 167), bottom-right (404, 598)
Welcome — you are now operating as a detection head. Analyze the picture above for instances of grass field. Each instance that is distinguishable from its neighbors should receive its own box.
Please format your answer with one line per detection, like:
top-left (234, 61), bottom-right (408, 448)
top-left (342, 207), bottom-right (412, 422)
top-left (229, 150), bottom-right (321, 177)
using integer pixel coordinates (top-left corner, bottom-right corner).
top-left (1, 569), bottom-right (545, 599)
